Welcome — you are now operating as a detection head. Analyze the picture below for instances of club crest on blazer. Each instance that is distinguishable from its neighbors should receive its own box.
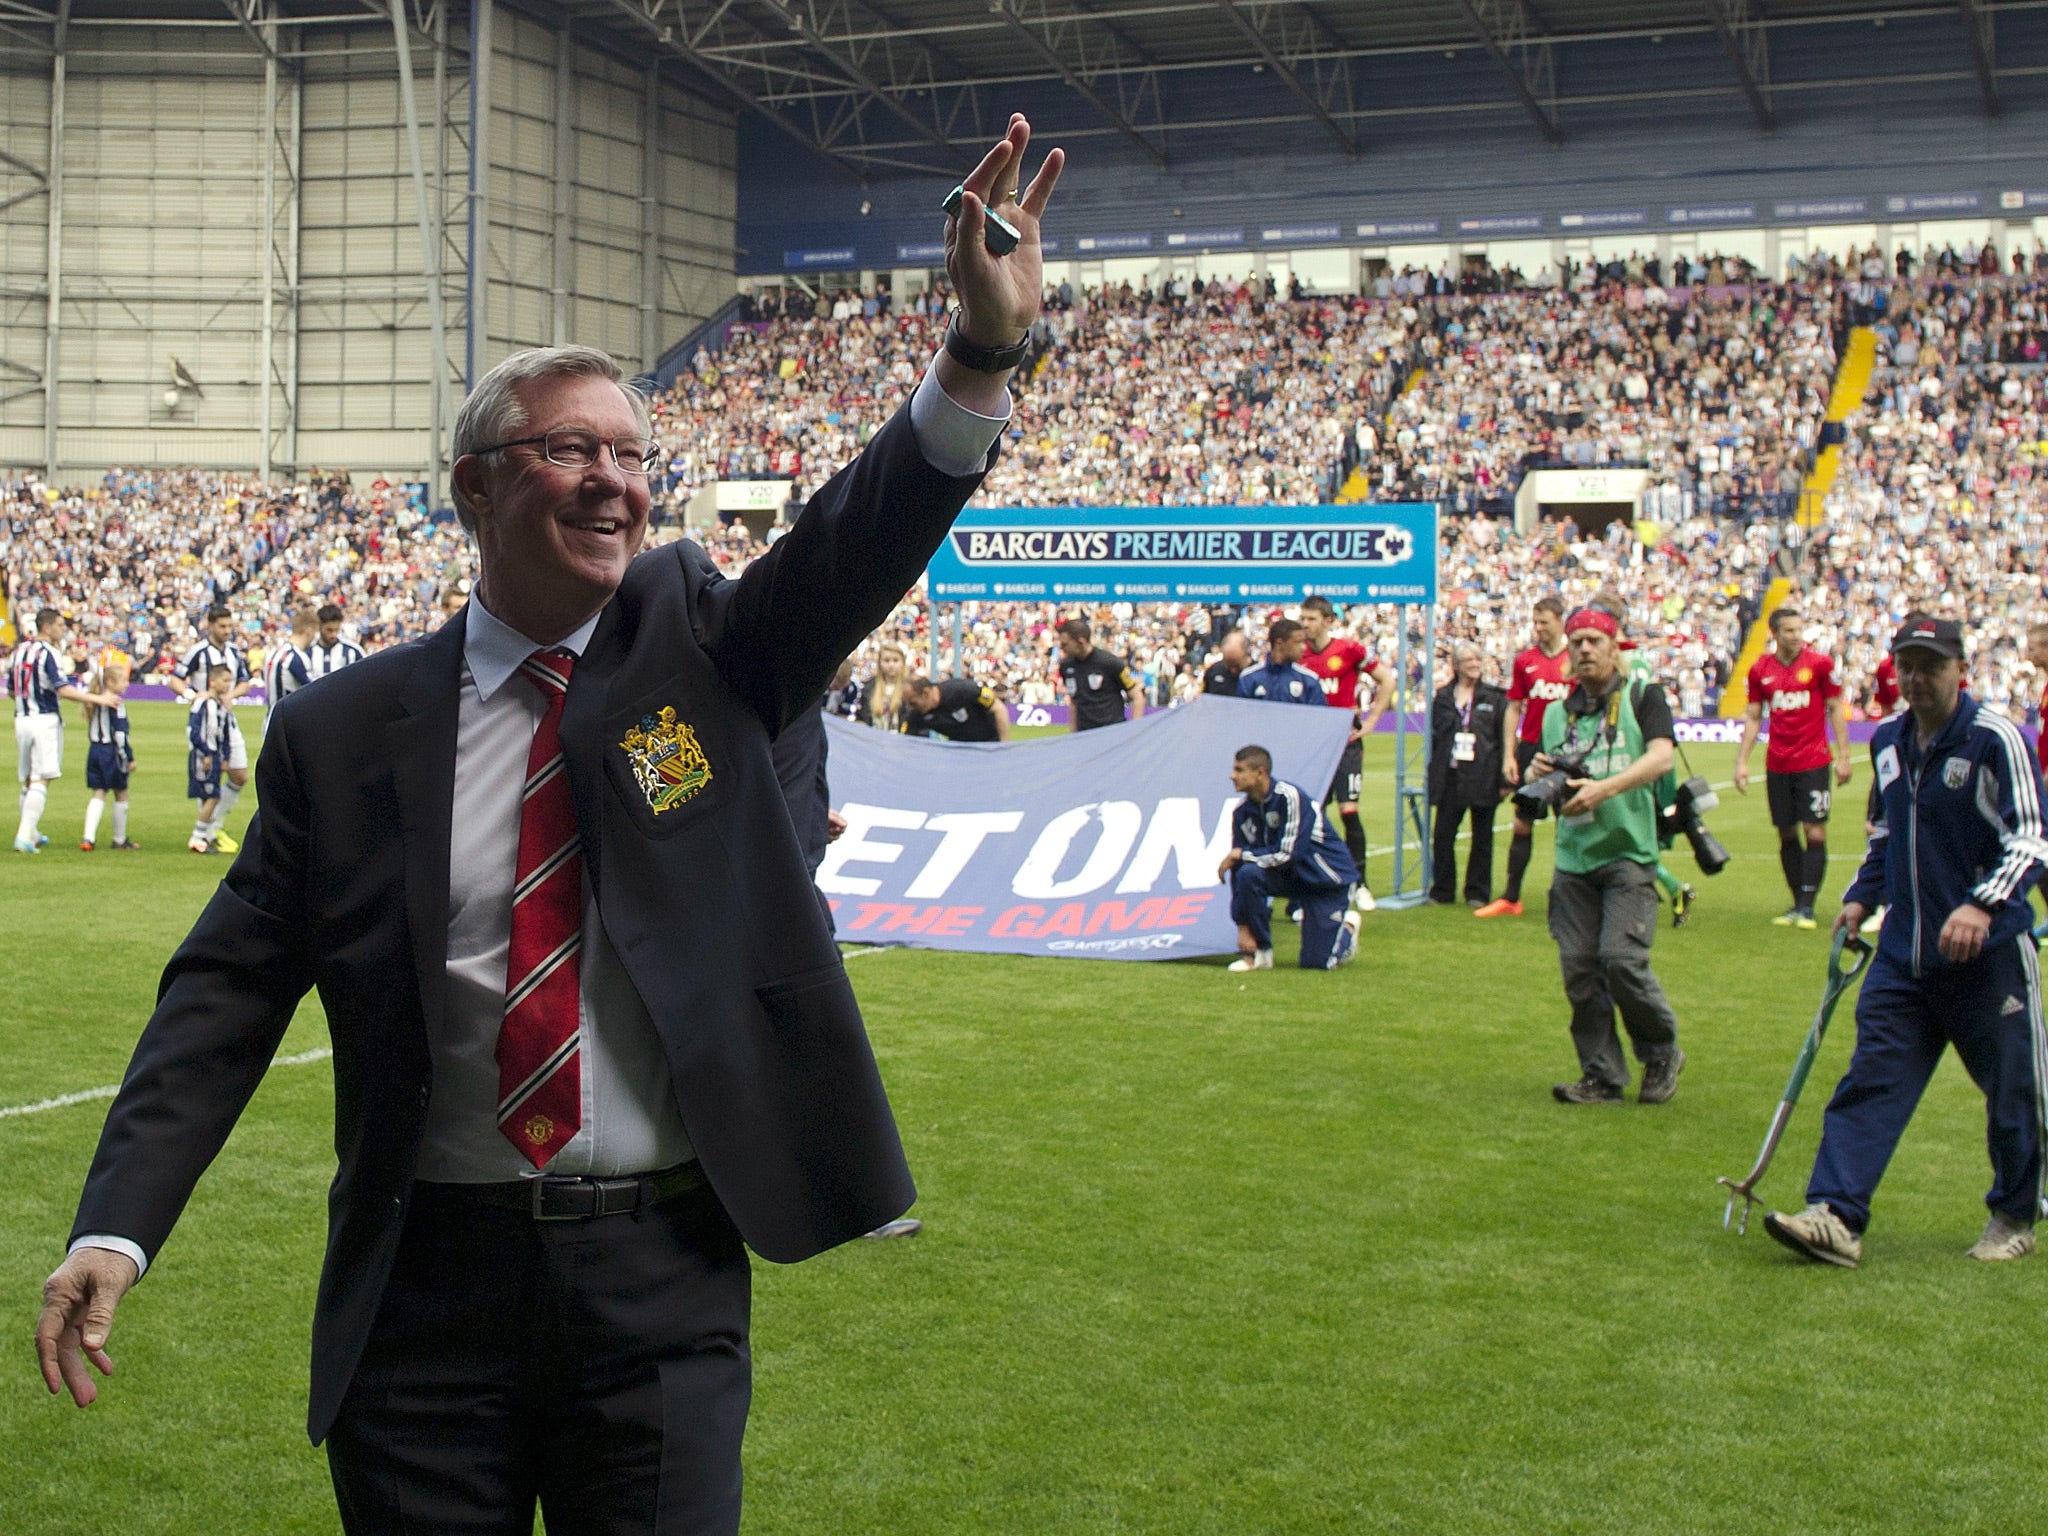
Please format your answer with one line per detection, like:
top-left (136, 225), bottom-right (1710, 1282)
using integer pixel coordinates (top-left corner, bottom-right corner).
top-left (619, 706), bottom-right (712, 815)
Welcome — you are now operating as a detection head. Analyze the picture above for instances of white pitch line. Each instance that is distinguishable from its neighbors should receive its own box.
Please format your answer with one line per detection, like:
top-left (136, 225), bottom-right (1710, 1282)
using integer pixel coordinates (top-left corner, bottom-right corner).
top-left (839, 945), bottom-right (900, 960)
top-left (0, 1046), bottom-right (333, 1122)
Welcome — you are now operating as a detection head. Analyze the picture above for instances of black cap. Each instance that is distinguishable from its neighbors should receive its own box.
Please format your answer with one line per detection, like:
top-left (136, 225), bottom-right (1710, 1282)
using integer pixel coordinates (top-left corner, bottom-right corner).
top-left (1890, 615), bottom-right (1964, 659)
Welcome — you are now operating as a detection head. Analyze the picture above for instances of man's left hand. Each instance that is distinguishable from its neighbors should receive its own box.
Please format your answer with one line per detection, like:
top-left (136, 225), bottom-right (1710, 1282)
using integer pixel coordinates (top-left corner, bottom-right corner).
top-left (1559, 777), bottom-right (1610, 818)
top-left (1218, 848), bottom-right (1243, 880)
top-left (826, 809), bottom-right (847, 844)
top-left (1834, 755), bottom-right (1854, 787)
top-left (944, 114), bottom-right (1065, 350)
top-left (1938, 901), bottom-right (1993, 963)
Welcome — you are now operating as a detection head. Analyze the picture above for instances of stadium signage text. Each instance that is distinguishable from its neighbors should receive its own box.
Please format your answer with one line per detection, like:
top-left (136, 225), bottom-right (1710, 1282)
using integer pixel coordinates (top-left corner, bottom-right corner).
top-left (928, 503), bottom-right (1439, 604)
top-left (953, 526), bottom-right (1414, 565)
top-left (819, 698), bottom-right (1352, 960)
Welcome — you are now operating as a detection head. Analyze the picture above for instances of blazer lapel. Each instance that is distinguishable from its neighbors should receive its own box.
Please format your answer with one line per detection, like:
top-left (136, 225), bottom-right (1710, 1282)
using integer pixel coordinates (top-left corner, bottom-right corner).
top-left (387, 615), bottom-right (465, 1044)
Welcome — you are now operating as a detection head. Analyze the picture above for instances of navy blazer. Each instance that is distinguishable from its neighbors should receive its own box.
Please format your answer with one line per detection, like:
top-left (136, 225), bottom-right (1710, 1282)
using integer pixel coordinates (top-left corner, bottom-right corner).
top-left (69, 401), bottom-right (990, 1442)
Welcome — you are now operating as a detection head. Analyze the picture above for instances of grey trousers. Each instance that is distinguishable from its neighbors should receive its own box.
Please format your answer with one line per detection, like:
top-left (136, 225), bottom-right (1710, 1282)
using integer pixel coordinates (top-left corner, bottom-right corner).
top-left (1548, 860), bottom-right (1681, 1088)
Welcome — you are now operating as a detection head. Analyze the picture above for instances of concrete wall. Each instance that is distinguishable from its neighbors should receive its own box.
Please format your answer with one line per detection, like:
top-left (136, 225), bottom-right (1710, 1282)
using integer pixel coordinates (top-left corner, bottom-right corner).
top-left (0, 4), bottom-right (736, 486)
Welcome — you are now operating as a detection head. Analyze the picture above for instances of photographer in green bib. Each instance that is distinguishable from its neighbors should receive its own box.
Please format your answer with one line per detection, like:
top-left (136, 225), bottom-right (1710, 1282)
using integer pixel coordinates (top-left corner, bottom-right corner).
top-left (1524, 604), bottom-right (1686, 1105)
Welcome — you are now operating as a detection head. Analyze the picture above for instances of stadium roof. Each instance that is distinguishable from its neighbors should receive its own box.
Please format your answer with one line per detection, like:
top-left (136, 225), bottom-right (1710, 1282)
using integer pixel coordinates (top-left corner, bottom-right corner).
top-left (17, 2), bottom-right (2037, 182)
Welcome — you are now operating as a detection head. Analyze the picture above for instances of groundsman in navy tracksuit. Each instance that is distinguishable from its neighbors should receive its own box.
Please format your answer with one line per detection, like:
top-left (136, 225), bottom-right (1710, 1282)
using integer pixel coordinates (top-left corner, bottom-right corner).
top-left (1767, 617), bottom-right (2047, 1268)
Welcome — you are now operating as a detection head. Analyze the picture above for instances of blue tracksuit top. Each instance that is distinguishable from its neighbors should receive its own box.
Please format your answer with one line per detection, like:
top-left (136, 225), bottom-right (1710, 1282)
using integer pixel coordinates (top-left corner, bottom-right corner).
top-left (1237, 659), bottom-right (1326, 705)
top-left (1233, 778), bottom-right (1360, 889)
top-left (1844, 693), bottom-right (2048, 975)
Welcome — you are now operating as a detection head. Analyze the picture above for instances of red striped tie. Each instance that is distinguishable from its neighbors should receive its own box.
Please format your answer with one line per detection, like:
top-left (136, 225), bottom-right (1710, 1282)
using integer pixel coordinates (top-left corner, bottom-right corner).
top-left (496, 648), bottom-right (583, 1168)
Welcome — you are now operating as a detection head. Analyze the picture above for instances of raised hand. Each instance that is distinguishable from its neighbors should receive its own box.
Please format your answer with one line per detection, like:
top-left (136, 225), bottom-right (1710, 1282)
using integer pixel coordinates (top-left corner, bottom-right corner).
top-left (944, 114), bottom-right (1065, 350)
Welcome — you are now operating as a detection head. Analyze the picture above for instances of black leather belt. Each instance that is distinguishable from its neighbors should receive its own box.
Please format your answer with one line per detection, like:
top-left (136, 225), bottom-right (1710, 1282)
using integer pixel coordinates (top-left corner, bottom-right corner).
top-left (436, 1160), bottom-right (707, 1222)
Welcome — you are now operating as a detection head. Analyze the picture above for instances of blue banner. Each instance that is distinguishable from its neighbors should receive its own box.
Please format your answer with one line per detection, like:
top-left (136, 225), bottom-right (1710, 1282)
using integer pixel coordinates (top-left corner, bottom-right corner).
top-left (1075, 232), bottom-right (1153, 253)
top-left (1166, 229), bottom-right (1244, 247)
top-left (1667, 203), bottom-right (1756, 225)
top-left (784, 246), bottom-right (857, 269)
top-left (817, 698), bottom-right (1352, 959)
top-left (1772, 197), bottom-right (1867, 221)
top-left (926, 503), bottom-right (1440, 604)
top-left (896, 241), bottom-right (946, 262)
top-left (1357, 217), bottom-right (1441, 239)
top-left (1260, 223), bottom-right (1342, 244)
top-left (2002, 190), bottom-right (2048, 212)
top-left (1886, 190), bottom-right (1982, 215)
top-left (1458, 213), bottom-right (1543, 235)
top-left (1560, 207), bottom-right (1648, 230)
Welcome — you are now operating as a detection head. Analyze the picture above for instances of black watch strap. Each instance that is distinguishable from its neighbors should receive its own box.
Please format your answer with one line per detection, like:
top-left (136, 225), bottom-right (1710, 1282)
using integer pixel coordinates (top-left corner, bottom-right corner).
top-left (944, 312), bottom-right (1030, 374)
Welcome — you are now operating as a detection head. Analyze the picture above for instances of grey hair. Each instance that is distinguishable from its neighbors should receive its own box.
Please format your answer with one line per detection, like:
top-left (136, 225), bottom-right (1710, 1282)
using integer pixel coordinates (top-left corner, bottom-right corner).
top-left (1452, 641), bottom-right (1484, 661)
top-left (449, 345), bottom-right (652, 534)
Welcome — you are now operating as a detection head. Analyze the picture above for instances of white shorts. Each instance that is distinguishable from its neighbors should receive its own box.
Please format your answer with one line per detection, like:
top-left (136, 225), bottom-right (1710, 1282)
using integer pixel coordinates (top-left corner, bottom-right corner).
top-left (16, 713), bottom-right (62, 782)
top-left (226, 718), bottom-right (249, 773)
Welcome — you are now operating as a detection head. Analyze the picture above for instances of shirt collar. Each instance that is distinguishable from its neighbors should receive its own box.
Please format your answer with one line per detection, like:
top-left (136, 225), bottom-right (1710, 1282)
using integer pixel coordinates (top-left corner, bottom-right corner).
top-left (462, 597), bottom-right (602, 704)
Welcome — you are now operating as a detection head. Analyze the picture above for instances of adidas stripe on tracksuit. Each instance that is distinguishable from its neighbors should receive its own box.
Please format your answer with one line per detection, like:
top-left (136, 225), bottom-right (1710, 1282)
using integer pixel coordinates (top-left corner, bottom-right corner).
top-left (1807, 693), bottom-right (2048, 1233)
top-left (1229, 778), bottom-right (1360, 969)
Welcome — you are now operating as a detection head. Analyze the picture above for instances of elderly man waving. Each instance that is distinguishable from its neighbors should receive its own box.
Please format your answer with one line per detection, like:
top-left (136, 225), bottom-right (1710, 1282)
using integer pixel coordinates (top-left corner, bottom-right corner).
top-left (38, 117), bottom-right (1064, 1536)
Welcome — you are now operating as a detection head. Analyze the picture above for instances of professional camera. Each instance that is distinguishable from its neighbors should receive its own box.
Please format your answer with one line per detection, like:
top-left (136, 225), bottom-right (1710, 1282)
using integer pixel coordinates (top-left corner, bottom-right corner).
top-left (1662, 774), bottom-right (1731, 876)
top-left (1514, 743), bottom-right (1594, 816)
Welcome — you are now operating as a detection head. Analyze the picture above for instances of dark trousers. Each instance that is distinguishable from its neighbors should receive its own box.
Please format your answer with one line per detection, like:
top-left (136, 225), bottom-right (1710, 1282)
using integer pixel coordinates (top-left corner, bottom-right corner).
top-left (1230, 862), bottom-right (1356, 969)
top-left (1429, 794), bottom-right (1497, 904)
top-left (1808, 941), bottom-right (2045, 1233)
top-left (327, 1180), bottom-right (752, 1535)
top-left (1548, 860), bottom-right (1681, 1088)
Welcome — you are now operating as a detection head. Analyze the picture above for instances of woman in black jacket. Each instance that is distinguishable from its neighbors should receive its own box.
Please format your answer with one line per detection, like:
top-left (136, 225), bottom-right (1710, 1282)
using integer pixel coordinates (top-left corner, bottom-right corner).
top-left (1428, 642), bottom-right (1508, 905)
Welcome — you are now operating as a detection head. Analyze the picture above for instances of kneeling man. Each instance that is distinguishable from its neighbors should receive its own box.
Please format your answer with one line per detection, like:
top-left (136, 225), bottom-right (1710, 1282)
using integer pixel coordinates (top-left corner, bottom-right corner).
top-left (1219, 744), bottom-right (1361, 972)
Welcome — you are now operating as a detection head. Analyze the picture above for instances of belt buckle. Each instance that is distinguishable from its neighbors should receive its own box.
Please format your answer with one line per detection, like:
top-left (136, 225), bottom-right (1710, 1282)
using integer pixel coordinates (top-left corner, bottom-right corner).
top-left (530, 1176), bottom-right (591, 1222)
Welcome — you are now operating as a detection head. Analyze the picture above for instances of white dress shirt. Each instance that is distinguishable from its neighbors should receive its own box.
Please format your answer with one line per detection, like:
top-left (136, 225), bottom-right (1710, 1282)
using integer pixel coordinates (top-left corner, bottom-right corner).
top-left (72, 356), bottom-right (1007, 1274)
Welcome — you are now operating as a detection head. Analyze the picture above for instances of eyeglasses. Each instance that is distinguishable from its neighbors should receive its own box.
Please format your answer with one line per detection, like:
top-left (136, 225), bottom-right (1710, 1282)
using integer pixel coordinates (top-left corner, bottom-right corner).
top-left (475, 428), bottom-right (658, 476)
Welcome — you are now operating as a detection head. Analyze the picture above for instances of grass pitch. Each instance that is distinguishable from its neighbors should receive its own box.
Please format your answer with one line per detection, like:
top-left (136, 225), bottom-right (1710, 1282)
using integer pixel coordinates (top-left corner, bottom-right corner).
top-left (3, 702), bottom-right (2044, 1533)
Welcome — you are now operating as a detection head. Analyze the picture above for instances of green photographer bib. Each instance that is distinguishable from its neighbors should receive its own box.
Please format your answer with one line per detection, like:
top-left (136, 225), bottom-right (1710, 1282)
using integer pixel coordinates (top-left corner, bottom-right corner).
top-left (1541, 676), bottom-right (1663, 874)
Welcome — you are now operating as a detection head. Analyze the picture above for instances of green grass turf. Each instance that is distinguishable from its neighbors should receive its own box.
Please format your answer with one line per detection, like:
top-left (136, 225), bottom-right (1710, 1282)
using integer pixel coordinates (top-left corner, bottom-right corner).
top-left (4, 702), bottom-right (2044, 1532)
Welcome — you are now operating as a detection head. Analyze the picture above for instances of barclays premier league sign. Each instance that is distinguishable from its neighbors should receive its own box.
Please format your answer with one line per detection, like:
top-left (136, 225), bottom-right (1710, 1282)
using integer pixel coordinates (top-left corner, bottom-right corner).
top-left (926, 503), bottom-right (1439, 606)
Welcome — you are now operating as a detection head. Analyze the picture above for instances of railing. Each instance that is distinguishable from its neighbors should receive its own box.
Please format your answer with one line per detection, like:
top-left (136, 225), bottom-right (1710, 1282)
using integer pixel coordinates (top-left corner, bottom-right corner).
top-left (646, 295), bottom-right (747, 391)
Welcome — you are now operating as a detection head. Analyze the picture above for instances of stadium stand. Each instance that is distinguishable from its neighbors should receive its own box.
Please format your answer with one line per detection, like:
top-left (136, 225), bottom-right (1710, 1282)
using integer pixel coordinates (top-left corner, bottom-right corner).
top-left (6, 250), bottom-right (2047, 728)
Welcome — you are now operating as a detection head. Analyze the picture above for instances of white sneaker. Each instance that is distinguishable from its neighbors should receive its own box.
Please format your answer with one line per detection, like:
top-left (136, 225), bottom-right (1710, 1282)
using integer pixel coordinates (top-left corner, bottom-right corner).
top-left (1763, 1202), bottom-right (1862, 1268)
top-left (1227, 948), bottom-right (1273, 972)
top-left (1966, 1212), bottom-right (2036, 1262)
top-left (1352, 886), bottom-right (1376, 913)
top-left (1335, 910), bottom-right (1362, 966)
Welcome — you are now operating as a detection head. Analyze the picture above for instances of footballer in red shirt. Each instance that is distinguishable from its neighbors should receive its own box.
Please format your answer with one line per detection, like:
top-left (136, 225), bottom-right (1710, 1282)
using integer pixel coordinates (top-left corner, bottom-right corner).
top-left (1871, 654), bottom-right (1900, 717)
top-left (1734, 607), bottom-right (1851, 925)
top-left (1301, 595), bottom-right (1395, 907)
top-left (1478, 595), bottom-right (1571, 917)
top-left (2027, 622), bottom-right (2048, 779)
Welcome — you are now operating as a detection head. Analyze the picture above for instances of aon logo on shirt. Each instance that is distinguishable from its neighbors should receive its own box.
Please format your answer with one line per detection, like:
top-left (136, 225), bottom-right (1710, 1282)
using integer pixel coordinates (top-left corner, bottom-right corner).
top-left (1770, 689), bottom-right (1811, 713)
top-left (1318, 675), bottom-right (1338, 695)
top-left (1531, 679), bottom-right (1571, 702)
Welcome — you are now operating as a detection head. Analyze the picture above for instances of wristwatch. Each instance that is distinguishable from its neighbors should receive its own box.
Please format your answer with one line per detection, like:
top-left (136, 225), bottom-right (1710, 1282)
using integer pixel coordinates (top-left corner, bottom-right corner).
top-left (944, 311), bottom-right (1031, 374)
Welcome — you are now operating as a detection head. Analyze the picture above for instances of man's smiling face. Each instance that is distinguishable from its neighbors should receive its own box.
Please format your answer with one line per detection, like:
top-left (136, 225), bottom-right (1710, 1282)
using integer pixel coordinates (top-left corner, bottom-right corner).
top-left (465, 372), bottom-right (653, 623)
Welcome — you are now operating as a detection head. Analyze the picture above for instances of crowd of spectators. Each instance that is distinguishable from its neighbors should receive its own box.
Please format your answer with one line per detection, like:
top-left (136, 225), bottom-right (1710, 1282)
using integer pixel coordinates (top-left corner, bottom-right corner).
top-left (7, 245), bottom-right (2048, 727)
top-left (3, 467), bottom-right (474, 682)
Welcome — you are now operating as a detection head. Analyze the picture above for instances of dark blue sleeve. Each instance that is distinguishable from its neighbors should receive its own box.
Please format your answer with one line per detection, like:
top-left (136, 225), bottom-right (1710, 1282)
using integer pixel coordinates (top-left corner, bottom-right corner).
top-left (1969, 716), bottom-right (2048, 909)
top-left (1237, 671), bottom-right (1258, 699)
